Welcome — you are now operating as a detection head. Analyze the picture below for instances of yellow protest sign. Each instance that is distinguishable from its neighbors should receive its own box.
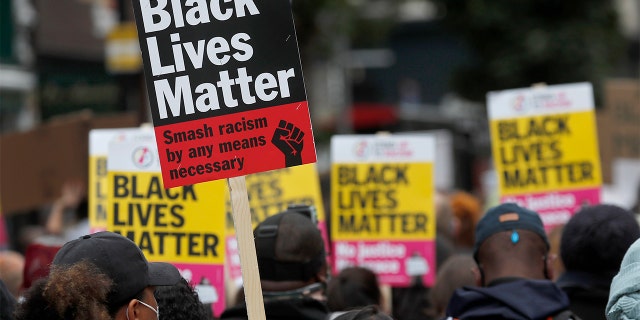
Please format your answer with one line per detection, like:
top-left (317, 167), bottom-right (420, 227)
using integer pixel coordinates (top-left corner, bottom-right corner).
top-left (332, 163), bottom-right (433, 240)
top-left (106, 134), bottom-right (227, 316)
top-left (108, 172), bottom-right (224, 263)
top-left (225, 163), bottom-right (327, 287)
top-left (488, 82), bottom-right (602, 229)
top-left (89, 128), bottom-right (148, 232)
top-left (331, 135), bottom-right (436, 287)
top-left (226, 164), bottom-right (326, 229)
top-left (491, 112), bottom-right (601, 194)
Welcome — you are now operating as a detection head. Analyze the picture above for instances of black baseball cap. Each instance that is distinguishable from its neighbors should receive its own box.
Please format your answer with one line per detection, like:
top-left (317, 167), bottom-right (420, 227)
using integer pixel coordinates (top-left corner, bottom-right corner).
top-left (254, 210), bottom-right (325, 282)
top-left (473, 203), bottom-right (549, 260)
top-left (52, 231), bottom-right (180, 310)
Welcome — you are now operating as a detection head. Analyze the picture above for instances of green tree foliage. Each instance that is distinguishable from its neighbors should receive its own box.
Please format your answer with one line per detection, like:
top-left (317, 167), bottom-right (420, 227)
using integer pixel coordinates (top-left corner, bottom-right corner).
top-left (291, 0), bottom-right (353, 60)
top-left (435, 0), bottom-right (625, 102)
top-left (291, 0), bottom-right (396, 60)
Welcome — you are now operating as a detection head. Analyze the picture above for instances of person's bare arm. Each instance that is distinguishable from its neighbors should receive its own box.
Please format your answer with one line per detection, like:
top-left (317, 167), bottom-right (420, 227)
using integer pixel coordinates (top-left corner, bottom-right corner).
top-left (46, 181), bottom-right (85, 235)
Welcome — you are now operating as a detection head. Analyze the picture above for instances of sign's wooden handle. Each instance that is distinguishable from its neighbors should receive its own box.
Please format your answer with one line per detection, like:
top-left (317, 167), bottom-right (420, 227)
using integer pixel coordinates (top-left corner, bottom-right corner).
top-left (228, 176), bottom-right (266, 320)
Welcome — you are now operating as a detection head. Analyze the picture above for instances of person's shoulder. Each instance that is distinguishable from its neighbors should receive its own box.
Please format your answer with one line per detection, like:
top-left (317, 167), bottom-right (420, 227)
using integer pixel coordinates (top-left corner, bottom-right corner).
top-left (550, 310), bottom-right (583, 320)
top-left (0, 280), bottom-right (16, 319)
top-left (219, 303), bottom-right (249, 320)
top-left (446, 279), bottom-right (574, 320)
top-left (264, 296), bottom-right (329, 320)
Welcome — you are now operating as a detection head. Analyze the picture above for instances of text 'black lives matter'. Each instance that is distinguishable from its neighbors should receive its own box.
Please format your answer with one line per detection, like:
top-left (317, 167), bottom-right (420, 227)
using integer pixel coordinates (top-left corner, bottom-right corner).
top-left (132, 0), bottom-right (307, 126)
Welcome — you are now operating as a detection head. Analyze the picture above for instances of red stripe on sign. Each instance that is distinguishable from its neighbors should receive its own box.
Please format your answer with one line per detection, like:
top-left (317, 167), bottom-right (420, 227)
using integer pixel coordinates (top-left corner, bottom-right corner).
top-left (155, 101), bottom-right (316, 188)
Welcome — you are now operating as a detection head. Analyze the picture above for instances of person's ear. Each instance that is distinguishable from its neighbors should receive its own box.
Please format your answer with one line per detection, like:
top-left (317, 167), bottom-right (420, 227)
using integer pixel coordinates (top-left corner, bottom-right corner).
top-left (315, 264), bottom-right (328, 283)
top-left (125, 299), bottom-right (142, 320)
top-left (544, 254), bottom-right (556, 280)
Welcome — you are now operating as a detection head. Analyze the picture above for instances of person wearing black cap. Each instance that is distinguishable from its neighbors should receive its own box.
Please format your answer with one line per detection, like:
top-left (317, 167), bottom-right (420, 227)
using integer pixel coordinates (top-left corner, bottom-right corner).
top-left (220, 209), bottom-right (330, 320)
top-left (14, 231), bottom-right (181, 320)
top-left (444, 203), bottom-right (579, 320)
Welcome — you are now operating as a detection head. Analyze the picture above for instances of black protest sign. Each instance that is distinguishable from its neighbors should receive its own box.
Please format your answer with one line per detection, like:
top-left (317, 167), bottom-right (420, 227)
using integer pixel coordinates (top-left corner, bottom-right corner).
top-left (132, 0), bottom-right (316, 188)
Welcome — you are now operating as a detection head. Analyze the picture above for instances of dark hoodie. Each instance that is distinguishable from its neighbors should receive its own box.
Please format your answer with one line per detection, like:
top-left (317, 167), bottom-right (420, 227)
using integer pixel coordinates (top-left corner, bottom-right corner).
top-left (445, 278), bottom-right (571, 320)
top-left (220, 296), bottom-right (329, 320)
top-left (0, 280), bottom-right (16, 320)
top-left (556, 271), bottom-right (610, 320)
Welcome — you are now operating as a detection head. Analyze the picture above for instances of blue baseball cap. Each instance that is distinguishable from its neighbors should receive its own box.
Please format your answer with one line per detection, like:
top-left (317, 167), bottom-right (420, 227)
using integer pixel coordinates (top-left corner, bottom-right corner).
top-left (473, 203), bottom-right (549, 260)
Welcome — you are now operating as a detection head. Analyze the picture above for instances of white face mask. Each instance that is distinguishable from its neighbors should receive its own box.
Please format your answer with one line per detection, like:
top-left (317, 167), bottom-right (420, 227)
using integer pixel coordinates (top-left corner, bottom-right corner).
top-left (126, 299), bottom-right (160, 320)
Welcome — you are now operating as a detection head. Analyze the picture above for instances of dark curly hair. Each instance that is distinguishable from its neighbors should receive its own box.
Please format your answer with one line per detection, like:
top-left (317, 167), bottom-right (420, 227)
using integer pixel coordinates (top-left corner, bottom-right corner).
top-left (154, 277), bottom-right (211, 320)
top-left (14, 261), bottom-right (113, 320)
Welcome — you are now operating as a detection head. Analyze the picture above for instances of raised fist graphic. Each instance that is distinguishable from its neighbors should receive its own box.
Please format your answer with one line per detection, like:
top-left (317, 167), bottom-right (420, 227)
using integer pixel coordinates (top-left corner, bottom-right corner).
top-left (272, 120), bottom-right (304, 166)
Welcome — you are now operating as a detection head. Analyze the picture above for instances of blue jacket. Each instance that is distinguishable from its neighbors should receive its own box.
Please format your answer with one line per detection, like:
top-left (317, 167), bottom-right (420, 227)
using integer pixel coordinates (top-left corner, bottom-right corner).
top-left (445, 278), bottom-right (571, 320)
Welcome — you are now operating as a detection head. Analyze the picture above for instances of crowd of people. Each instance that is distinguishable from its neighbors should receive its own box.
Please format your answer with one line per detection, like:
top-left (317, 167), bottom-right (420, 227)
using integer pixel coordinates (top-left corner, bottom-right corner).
top-left (2, 184), bottom-right (640, 320)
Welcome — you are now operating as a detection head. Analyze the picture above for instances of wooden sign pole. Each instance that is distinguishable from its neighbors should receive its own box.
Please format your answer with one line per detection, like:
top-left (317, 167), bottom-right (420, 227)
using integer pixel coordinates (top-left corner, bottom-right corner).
top-left (228, 176), bottom-right (266, 320)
